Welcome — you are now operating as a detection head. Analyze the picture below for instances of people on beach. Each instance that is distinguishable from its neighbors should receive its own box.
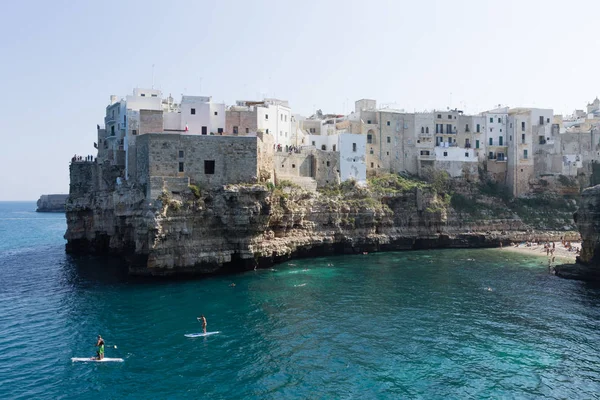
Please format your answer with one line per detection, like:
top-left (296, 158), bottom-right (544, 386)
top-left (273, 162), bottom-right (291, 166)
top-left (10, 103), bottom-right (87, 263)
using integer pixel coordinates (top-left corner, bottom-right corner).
top-left (197, 315), bottom-right (207, 333)
top-left (95, 335), bottom-right (105, 360)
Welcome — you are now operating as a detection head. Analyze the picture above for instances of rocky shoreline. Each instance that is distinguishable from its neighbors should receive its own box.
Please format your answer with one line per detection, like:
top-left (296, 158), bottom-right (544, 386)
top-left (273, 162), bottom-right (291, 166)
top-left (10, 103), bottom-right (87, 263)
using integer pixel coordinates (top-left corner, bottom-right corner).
top-left (65, 161), bottom-right (583, 277)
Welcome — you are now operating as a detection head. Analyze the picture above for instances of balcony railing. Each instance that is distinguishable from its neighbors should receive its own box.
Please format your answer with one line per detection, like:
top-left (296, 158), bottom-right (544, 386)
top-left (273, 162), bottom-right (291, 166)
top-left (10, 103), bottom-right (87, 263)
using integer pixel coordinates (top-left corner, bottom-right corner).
top-left (419, 154), bottom-right (436, 160)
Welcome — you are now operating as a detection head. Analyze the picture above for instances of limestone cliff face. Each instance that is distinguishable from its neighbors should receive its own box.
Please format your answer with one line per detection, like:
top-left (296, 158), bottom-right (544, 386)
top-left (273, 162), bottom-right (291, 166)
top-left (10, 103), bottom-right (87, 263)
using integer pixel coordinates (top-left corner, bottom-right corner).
top-left (36, 194), bottom-right (68, 212)
top-left (574, 185), bottom-right (600, 265)
top-left (66, 163), bottom-right (570, 276)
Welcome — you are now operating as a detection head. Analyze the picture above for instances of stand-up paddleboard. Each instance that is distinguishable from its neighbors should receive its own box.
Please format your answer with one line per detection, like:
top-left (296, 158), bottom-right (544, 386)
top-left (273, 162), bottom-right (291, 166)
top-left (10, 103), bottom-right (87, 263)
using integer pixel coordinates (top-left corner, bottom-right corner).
top-left (71, 357), bottom-right (124, 363)
top-left (185, 331), bottom-right (220, 338)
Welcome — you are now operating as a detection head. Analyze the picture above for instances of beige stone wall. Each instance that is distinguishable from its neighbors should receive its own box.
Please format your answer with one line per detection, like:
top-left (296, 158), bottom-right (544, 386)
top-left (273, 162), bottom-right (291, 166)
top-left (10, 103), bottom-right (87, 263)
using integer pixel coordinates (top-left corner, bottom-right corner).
top-left (140, 110), bottom-right (163, 135)
top-left (226, 109), bottom-right (258, 135)
top-left (136, 134), bottom-right (259, 197)
top-left (274, 149), bottom-right (340, 187)
top-left (257, 132), bottom-right (275, 182)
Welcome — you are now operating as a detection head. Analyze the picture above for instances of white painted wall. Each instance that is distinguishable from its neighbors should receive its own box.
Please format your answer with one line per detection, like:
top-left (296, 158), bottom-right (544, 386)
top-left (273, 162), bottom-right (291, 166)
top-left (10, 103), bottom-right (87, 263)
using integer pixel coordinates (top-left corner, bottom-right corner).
top-left (339, 133), bottom-right (366, 182)
top-left (434, 146), bottom-right (477, 162)
top-left (484, 111), bottom-right (508, 147)
top-left (308, 134), bottom-right (338, 151)
top-left (180, 96), bottom-right (225, 135)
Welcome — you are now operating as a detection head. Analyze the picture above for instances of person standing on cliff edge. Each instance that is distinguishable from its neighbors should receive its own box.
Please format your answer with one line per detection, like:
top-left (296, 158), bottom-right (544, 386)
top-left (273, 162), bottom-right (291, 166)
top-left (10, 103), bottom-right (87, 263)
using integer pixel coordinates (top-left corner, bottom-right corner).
top-left (197, 315), bottom-right (207, 333)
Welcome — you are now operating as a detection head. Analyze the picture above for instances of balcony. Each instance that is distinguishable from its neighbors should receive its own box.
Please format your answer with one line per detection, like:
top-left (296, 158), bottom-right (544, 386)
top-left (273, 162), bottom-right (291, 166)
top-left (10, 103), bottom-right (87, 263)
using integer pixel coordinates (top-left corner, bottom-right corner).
top-left (419, 154), bottom-right (436, 160)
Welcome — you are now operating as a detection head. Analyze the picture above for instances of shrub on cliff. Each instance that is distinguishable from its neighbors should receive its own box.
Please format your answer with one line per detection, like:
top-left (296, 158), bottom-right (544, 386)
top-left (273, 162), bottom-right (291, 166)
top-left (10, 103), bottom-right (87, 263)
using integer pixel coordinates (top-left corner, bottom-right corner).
top-left (368, 174), bottom-right (425, 195)
top-left (189, 184), bottom-right (201, 199)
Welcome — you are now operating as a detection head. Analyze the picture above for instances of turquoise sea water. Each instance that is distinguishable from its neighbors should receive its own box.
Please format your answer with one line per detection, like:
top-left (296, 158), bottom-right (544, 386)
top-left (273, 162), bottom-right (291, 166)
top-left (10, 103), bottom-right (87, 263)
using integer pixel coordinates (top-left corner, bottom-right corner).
top-left (1, 201), bottom-right (600, 399)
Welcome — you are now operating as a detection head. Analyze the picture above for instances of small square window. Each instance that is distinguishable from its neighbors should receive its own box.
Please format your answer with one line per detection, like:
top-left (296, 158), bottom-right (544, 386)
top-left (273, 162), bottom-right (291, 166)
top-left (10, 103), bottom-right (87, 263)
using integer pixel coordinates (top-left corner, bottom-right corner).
top-left (367, 120), bottom-right (372, 124)
top-left (437, 114), bottom-right (441, 118)
top-left (204, 160), bottom-right (215, 174)
top-left (178, 150), bottom-right (184, 158)
top-left (465, 152), bottom-right (469, 157)
top-left (292, 164), bottom-right (296, 168)
top-left (387, 136), bottom-right (391, 143)
top-left (218, 128), bottom-right (223, 134)
top-left (214, 111), bottom-right (218, 116)
top-left (443, 151), bottom-right (448, 156)
top-left (265, 114), bottom-right (269, 120)
top-left (191, 108), bottom-right (196, 115)
top-left (387, 121), bottom-right (390, 126)
top-left (132, 129), bottom-right (137, 135)
top-left (141, 93), bottom-right (146, 97)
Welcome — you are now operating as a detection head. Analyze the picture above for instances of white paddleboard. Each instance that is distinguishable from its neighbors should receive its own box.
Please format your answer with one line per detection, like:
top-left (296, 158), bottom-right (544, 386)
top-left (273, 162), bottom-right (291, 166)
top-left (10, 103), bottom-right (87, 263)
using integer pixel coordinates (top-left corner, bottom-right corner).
top-left (71, 357), bottom-right (124, 363)
top-left (185, 331), bottom-right (220, 338)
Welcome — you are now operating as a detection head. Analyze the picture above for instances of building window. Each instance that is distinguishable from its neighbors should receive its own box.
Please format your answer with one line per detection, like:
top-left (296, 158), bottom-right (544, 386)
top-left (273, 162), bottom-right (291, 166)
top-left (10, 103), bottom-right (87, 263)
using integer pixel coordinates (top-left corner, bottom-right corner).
top-left (292, 164), bottom-right (296, 168)
top-left (370, 148), bottom-right (374, 154)
top-left (387, 121), bottom-right (390, 126)
top-left (521, 121), bottom-right (526, 131)
top-left (204, 160), bottom-right (215, 174)
top-left (352, 143), bottom-right (357, 152)
top-left (521, 134), bottom-right (525, 143)
top-left (465, 124), bottom-right (470, 132)
top-left (132, 129), bottom-right (137, 135)
top-left (265, 114), bottom-right (269, 120)
top-left (367, 134), bottom-right (372, 144)
top-left (476, 140), bottom-right (480, 149)
top-left (179, 150), bottom-right (184, 158)
top-left (524, 149), bottom-right (528, 159)
top-left (178, 162), bottom-right (184, 172)
top-left (421, 127), bottom-right (425, 133)
top-left (233, 126), bottom-right (238, 134)
top-left (371, 162), bottom-right (374, 168)
top-left (214, 111), bottom-right (218, 116)
top-left (498, 118), bottom-right (501, 123)
top-left (333, 145), bottom-right (336, 151)
top-left (490, 117), bottom-right (493, 123)
top-left (141, 93), bottom-right (145, 97)
top-left (111, 126), bottom-right (115, 135)
top-left (499, 136), bottom-right (503, 146)
top-left (285, 115), bottom-right (287, 122)
top-left (218, 128), bottom-right (223, 134)
top-left (426, 127), bottom-right (429, 133)
top-left (387, 136), bottom-right (391, 143)
top-left (465, 152), bottom-right (469, 157)
top-left (437, 114), bottom-right (441, 118)
top-left (266, 129), bottom-right (269, 134)
top-left (367, 120), bottom-right (372, 124)
top-left (490, 127), bottom-right (493, 132)
top-left (245, 128), bottom-right (249, 133)
top-left (489, 138), bottom-right (493, 146)
top-left (312, 141), bottom-right (316, 146)
top-left (151, 94), bottom-right (157, 97)
top-left (386, 152), bottom-right (389, 155)
top-left (448, 115), bottom-right (452, 119)
top-left (476, 124), bottom-right (480, 133)
top-left (547, 118), bottom-right (550, 123)
top-left (500, 128), bottom-right (502, 132)
top-left (326, 161), bottom-right (330, 166)
top-left (202, 126), bottom-right (207, 135)
top-left (443, 151), bottom-right (448, 156)
top-left (321, 145), bottom-right (327, 151)
top-left (191, 108), bottom-right (196, 115)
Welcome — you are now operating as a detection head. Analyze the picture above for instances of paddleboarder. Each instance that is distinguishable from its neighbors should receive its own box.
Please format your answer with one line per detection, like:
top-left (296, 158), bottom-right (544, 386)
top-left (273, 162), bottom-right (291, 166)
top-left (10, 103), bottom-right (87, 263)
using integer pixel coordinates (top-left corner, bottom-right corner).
top-left (95, 335), bottom-right (105, 360)
top-left (197, 315), bottom-right (207, 333)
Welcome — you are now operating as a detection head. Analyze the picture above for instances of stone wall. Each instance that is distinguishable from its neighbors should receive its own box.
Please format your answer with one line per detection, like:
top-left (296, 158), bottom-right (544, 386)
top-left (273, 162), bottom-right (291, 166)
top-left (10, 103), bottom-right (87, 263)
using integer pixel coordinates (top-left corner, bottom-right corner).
top-left (274, 149), bottom-right (340, 187)
top-left (135, 133), bottom-right (259, 198)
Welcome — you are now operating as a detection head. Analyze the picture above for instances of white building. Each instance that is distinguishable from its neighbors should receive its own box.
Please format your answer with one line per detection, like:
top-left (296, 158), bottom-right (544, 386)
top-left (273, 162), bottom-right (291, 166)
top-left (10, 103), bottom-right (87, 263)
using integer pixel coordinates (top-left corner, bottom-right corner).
top-left (307, 132), bottom-right (367, 182)
top-left (173, 96), bottom-right (226, 135)
top-left (227, 99), bottom-right (293, 147)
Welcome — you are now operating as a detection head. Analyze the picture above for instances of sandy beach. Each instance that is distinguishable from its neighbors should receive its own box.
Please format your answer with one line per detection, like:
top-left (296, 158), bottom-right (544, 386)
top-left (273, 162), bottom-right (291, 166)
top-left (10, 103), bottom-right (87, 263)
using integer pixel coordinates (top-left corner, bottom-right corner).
top-left (496, 241), bottom-right (581, 264)
top-left (498, 242), bottom-right (581, 265)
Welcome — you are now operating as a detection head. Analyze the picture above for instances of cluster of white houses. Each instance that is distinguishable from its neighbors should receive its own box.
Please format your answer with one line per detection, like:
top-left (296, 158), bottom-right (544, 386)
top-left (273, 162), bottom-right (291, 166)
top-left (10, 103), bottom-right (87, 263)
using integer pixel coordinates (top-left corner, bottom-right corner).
top-left (96, 89), bottom-right (600, 197)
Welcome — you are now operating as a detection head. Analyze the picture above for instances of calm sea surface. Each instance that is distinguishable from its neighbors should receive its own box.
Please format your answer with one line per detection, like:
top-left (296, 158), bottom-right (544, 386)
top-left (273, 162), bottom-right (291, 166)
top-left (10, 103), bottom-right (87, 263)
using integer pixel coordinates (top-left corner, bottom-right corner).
top-left (1, 201), bottom-right (600, 399)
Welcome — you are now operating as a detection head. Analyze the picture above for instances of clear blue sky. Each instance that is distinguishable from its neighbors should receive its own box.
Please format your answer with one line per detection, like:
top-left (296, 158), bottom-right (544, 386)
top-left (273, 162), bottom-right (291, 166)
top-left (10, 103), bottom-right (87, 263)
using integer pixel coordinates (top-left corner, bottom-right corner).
top-left (1, 0), bottom-right (598, 200)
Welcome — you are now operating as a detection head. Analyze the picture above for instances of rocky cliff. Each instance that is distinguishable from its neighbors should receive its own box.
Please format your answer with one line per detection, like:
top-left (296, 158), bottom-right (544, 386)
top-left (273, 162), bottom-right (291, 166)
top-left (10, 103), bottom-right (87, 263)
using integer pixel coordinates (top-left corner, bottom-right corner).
top-left (65, 163), bottom-right (576, 276)
top-left (37, 194), bottom-right (68, 212)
